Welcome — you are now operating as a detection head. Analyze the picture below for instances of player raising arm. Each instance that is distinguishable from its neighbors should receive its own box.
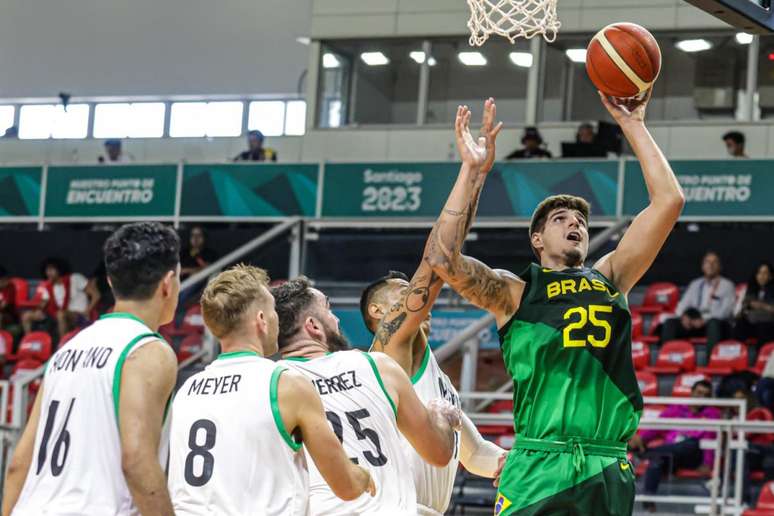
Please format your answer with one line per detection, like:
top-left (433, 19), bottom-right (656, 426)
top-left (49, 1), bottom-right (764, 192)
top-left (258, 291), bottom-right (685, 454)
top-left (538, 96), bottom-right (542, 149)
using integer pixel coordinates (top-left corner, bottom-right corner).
top-left (167, 266), bottom-right (373, 516)
top-left (425, 93), bottom-right (684, 516)
top-left (360, 99), bottom-right (507, 515)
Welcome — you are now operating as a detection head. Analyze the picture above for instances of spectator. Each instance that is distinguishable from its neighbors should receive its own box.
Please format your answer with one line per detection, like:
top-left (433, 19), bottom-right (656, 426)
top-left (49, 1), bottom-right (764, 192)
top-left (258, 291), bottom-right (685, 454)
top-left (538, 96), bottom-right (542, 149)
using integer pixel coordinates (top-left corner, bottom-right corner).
top-left (180, 226), bottom-right (218, 281)
top-left (630, 380), bottom-right (720, 510)
top-left (757, 352), bottom-right (774, 410)
top-left (576, 122), bottom-right (595, 144)
top-left (505, 127), bottom-right (552, 159)
top-left (2, 126), bottom-right (18, 139)
top-left (0, 265), bottom-right (19, 334)
top-left (734, 262), bottom-right (774, 344)
top-left (98, 139), bottom-right (133, 164)
top-left (723, 131), bottom-right (748, 158)
top-left (21, 258), bottom-right (90, 339)
top-left (233, 130), bottom-right (277, 162)
top-left (661, 251), bottom-right (736, 349)
top-left (84, 261), bottom-right (114, 319)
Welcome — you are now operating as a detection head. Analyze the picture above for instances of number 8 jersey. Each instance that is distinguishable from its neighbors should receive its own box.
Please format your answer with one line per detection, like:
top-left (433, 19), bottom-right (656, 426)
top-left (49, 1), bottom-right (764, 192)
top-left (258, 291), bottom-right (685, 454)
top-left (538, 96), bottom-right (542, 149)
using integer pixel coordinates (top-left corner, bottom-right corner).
top-left (282, 350), bottom-right (416, 515)
top-left (13, 313), bottom-right (169, 516)
top-left (499, 264), bottom-right (642, 443)
top-left (168, 351), bottom-right (308, 516)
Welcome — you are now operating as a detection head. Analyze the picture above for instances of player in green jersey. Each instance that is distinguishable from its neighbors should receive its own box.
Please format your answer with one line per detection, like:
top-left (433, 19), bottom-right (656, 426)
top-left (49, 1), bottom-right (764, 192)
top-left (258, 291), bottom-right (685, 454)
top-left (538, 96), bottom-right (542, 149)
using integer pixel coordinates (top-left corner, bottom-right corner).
top-left (424, 92), bottom-right (685, 515)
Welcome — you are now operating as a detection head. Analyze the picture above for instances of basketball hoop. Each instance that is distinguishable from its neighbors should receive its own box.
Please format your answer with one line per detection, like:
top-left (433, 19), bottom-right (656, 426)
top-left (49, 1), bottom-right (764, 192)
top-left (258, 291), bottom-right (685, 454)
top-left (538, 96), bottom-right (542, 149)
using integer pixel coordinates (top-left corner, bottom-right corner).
top-left (466, 0), bottom-right (561, 46)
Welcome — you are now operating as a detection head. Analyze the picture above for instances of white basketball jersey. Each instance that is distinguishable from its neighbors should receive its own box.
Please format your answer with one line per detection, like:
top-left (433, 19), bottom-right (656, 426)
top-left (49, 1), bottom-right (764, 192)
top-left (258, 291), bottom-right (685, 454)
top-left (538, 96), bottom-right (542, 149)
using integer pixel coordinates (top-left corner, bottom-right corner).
top-left (405, 346), bottom-right (461, 515)
top-left (282, 350), bottom-right (415, 515)
top-left (168, 351), bottom-right (308, 516)
top-left (13, 313), bottom-right (169, 516)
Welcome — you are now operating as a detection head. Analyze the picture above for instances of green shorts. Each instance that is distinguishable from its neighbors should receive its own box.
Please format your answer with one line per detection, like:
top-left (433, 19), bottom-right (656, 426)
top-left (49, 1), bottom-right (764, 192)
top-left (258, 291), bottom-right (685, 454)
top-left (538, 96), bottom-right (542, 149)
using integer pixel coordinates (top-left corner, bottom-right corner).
top-left (494, 436), bottom-right (635, 516)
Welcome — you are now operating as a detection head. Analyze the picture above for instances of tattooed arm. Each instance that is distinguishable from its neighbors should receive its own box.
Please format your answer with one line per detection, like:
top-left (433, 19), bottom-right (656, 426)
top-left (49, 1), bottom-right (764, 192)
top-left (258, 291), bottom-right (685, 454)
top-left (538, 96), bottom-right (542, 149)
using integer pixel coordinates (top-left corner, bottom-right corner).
top-left (426, 102), bottom-right (525, 329)
top-left (371, 100), bottom-right (503, 374)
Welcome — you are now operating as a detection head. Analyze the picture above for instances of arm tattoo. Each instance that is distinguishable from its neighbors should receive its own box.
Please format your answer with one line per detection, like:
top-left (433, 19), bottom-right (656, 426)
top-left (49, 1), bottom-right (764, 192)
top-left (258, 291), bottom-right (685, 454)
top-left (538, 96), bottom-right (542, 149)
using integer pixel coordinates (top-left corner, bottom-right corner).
top-left (374, 312), bottom-right (407, 348)
top-left (406, 272), bottom-right (442, 313)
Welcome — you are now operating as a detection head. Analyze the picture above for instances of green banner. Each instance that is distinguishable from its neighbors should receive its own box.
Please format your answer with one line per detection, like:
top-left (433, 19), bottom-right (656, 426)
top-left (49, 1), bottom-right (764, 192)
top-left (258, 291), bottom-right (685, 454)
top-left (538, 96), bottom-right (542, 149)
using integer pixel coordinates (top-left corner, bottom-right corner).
top-left (181, 164), bottom-right (318, 217)
top-left (0, 167), bottom-right (42, 218)
top-left (623, 160), bottom-right (774, 217)
top-left (321, 161), bottom-right (619, 218)
top-left (45, 165), bottom-right (177, 217)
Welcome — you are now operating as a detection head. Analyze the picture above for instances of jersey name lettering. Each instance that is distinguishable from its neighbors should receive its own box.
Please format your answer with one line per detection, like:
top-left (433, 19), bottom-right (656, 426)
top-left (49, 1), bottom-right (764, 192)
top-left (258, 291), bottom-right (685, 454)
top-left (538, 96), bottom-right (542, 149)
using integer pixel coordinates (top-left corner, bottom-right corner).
top-left (187, 374), bottom-right (242, 396)
top-left (48, 346), bottom-right (113, 373)
top-left (438, 378), bottom-right (460, 407)
top-left (546, 277), bottom-right (617, 299)
top-left (313, 370), bottom-right (362, 396)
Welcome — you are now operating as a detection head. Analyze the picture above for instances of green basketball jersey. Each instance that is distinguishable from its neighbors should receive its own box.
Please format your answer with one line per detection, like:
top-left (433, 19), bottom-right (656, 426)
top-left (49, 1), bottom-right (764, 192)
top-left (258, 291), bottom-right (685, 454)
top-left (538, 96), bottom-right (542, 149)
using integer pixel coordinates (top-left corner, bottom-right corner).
top-left (499, 263), bottom-right (642, 443)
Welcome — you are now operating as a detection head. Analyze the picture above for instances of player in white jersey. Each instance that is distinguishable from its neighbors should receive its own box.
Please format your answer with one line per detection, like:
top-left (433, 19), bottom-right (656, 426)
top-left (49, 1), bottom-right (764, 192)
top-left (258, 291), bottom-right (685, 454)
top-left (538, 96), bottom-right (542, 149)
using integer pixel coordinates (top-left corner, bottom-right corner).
top-left (3, 222), bottom-right (181, 516)
top-left (168, 265), bottom-right (374, 516)
top-left (272, 278), bottom-right (462, 516)
top-left (360, 99), bottom-right (508, 515)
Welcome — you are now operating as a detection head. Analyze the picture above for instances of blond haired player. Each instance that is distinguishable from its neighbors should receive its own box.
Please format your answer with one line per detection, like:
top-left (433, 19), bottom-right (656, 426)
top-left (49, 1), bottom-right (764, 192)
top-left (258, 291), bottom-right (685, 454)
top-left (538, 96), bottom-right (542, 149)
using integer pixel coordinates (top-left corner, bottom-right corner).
top-left (4, 222), bottom-right (181, 516)
top-left (271, 277), bottom-right (461, 515)
top-left (361, 99), bottom-right (507, 516)
top-left (167, 265), bottom-right (374, 515)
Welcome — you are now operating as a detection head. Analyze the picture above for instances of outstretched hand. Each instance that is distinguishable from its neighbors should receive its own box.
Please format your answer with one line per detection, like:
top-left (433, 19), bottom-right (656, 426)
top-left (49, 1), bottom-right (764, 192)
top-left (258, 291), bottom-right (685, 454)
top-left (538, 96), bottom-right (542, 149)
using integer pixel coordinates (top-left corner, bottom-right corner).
top-left (455, 98), bottom-right (503, 172)
top-left (599, 89), bottom-right (651, 128)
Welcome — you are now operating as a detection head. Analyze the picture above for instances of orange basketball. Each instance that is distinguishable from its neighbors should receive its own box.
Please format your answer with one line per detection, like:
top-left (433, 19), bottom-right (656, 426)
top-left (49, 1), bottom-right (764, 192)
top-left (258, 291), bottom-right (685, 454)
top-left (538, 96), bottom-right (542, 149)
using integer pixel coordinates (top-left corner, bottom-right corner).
top-left (586, 23), bottom-right (661, 99)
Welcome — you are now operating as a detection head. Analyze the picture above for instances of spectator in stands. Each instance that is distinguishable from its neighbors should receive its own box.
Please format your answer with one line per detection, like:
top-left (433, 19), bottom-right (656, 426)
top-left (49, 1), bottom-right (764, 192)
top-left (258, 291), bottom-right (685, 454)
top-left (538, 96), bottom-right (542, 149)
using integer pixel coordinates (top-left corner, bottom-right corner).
top-left (758, 353), bottom-right (774, 410)
top-left (20, 258), bottom-right (90, 339)
top-left (505, 127), bottom-right (552, 159)
top-left (2, 126), bottom-right (18, 139)
top-left (233, 130), bottom-right (277, 162)
top-left (630, 380), bottom-right (720, 510)
top-left (723, 131), bottom-right (748, 158)
top-left (0, 265), bottom-right (19, 335)
top-left (576, 122), bottom-right (595, 144)
top-left (84, 261), bottom-right (114, 318)
top-left (98, 139), bottom-right (133, 164)
top-left (734, 262), bottom-right (774, 344)
top-left (661, 251), bottom-right (736, 349)
top-left (180, 226), bottom-right (218, 281)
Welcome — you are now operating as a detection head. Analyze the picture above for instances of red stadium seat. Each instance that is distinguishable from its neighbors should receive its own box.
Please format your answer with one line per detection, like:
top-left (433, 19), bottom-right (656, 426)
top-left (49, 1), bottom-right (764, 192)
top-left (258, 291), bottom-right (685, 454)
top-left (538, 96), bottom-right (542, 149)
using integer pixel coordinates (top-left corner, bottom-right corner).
top-left (478, 400), bottom-right (514, 437)
top-left (636, 282), bottom-right (679, 315)
top-left (57, 328), bottom-right (80, 349)
top-left (10, 277), bottom-right (40, 310)
top-left (631, 341), bottom-right (650, 370)
top-left (177, 334), bottom-right (203, 363)
top-left (671, 373), bottom-right (710, 397)
top-left (697, 340), bottom-right (749, 376)
top-left (167, 305), bottom-right (205, 337)
top-left (744, 481), bottom-right (774, 516)
top-left (747, 408), bottom-right (774, 445)
top-left (646, 340), bottom-right (695, 374)
top-left (631, 310), bottom-right (644, 340)
top-left (0, 330), bottom-right (13, 358)
top-left (12, 358), bottom-right (44, 376)
top-left (17, 332), bottom-right (52, 363)
top-left (676, 468), bottom-right (712, 479)
top-left (751, 342), bottom-right (774, 376)
top-left (636, 371), bottom-right (658, 397)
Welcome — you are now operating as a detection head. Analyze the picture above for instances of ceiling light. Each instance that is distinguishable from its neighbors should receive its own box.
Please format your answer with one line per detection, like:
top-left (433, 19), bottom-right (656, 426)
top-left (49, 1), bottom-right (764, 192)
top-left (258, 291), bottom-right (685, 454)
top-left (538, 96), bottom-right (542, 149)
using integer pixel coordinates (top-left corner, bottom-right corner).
top-left (565, 49), bottom-right (587, 63)
top-left (360, 52), bottom-right (390, 66)
top-left (509, 52), bottom-right (533, 68)
top-left (322, 53), bottom-right (340, 69)
top-left (409, 51), bottom-right (437, 66)
top-left (735, 32), bottom-right (754, 45)
top-left (296, 37), bottom-right (311, 45)
top-left (676, 39), bottom-right (712, 52)
top-left (458, 51), bottom-right (487, 66)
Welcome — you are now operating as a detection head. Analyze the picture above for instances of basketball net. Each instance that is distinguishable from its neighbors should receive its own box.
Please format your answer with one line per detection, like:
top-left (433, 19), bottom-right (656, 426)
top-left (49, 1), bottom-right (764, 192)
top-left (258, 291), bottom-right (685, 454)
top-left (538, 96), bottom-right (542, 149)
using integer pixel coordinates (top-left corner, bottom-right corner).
top-left (466, 0), bottom-right (561, 46)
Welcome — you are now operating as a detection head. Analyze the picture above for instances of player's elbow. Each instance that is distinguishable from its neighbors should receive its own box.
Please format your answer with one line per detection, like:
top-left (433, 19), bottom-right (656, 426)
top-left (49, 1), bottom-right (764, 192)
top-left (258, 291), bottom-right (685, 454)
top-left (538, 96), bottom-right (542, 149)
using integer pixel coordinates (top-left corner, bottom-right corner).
top-left (425, 440), bottom-right (454, 467)
top-left (331, 470), bottom-right (365, 501)
top-left (5, 452), bottom-right (27, 484)
top-left (120, 446), bottom-right (150, 484)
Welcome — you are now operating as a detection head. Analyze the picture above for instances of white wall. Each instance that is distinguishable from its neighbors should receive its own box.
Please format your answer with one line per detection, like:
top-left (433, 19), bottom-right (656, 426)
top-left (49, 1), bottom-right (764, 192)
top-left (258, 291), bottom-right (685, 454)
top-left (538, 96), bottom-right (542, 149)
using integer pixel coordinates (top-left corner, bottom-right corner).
top-left (2, 120), bottom-right (773, 164)
top-left (0, 0), bottom-right (312, 98)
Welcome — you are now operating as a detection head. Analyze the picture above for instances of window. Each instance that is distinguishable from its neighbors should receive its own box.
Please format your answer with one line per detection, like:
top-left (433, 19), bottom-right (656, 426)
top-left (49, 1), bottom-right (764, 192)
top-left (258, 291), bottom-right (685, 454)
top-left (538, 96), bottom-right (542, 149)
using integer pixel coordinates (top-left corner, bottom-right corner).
top-left (284, 101), bottom-right (307, 135)
top-left (248, 101), bottom-right (285, 136)
top-left (0, 106), bottom-right (14, 135)
top-left (169, 101), bottom-right (243, 137)
top-left (93, 103), bottom-right (166, 138)
top-left (18, 104), bottom-right (89, 139)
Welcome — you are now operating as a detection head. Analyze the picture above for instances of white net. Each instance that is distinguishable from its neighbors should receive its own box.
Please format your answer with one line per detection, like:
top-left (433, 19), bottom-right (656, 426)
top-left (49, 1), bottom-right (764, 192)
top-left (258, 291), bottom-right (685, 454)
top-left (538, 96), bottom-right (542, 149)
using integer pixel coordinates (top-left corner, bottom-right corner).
top-left (466, 0), bottom-right (561, 46)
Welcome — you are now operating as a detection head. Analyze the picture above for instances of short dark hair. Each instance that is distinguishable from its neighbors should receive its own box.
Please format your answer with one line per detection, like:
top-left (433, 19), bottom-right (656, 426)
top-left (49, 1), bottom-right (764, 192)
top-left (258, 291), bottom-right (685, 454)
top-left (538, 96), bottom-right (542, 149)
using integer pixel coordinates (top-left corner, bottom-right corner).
top-left (692, 380), bottom-right (713, 393)
top-left (723, 131), bottom-right (745, 145)
top-left (103, 222), bottom-right (180, 301)
top-left (359, 271), bottom-right (409, 334)
top-left (529, 195), bottom-right (590, 236)
top-left (40, 257), bottom-right (70, 279)
top-left (271, 276), bottom-right (317, 348)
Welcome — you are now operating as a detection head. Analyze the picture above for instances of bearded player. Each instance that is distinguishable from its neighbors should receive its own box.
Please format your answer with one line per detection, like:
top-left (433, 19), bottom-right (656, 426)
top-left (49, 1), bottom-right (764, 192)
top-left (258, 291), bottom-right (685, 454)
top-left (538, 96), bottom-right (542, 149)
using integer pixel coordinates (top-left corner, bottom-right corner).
top-left (360, 99), bottom-right (508, 516)
top-left (425, 92), bottom-right (683, 515)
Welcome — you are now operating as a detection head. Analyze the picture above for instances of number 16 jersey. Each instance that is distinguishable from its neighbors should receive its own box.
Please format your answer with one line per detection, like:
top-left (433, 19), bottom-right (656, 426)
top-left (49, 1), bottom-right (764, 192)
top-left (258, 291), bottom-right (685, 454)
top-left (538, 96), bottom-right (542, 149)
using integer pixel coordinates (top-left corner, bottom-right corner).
top-left (282, 350), bottom-right (416, 515)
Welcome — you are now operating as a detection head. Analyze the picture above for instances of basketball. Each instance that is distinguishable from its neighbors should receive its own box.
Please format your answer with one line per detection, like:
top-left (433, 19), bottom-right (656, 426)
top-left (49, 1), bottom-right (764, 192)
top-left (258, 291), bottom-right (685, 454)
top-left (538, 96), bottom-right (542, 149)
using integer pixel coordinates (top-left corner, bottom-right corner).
top-left (586, 22), bottom-right (661, 99)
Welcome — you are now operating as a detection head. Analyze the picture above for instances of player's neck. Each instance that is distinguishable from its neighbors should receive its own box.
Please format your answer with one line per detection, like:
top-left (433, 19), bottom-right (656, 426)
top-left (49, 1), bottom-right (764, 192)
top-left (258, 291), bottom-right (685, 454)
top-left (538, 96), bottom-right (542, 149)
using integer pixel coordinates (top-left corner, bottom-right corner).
top-left (112, 301), bottom-right (164, 331)
top-left (540, 256), bottom-right (582, 271)
top-left (219, 338), bottom-right (264, 357)
top-left (281, 338), bottom-right (328, 359)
